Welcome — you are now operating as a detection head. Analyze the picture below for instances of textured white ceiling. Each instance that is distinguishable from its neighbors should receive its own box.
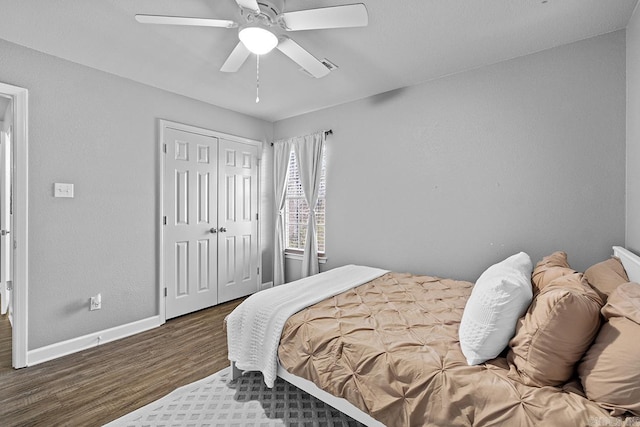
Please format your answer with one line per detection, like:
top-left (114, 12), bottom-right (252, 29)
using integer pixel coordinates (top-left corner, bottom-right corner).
top-left (0, 0), bottom-right (637, 121)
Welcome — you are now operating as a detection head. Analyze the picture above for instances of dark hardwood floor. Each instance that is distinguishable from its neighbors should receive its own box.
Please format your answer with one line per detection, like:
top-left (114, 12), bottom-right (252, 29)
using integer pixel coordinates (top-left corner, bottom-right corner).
top-left (0, 298), bottom-right (244, 426)
top-left (0, 307), bottom-right (11, 371)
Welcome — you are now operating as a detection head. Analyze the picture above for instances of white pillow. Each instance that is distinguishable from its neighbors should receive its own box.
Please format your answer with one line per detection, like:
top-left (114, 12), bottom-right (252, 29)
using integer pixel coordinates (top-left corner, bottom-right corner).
top-left (459, 252), bottom-right (533, 365)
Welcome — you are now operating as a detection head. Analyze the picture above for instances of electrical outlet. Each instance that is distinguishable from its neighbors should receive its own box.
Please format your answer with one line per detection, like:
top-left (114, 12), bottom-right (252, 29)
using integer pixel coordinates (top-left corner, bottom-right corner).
top-left (90, 293), bottom-right (102, 311)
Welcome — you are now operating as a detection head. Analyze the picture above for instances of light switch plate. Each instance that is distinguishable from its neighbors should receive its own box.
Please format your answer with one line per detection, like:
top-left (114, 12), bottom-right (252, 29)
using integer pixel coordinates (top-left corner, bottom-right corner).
top-left (54, 183), bottom-right (74, 198)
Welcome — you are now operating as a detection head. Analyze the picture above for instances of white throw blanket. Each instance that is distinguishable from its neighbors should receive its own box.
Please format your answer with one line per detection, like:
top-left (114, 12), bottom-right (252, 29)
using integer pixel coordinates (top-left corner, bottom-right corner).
top-left (226, 264), bottom-right (388, 387)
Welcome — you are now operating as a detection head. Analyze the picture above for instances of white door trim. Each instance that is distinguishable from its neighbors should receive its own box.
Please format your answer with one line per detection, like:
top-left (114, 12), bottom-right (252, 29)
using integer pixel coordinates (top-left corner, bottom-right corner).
top-left (158, 119), bottom-right (262, 323)
top-left (0, 82), bottom-right (28, 368)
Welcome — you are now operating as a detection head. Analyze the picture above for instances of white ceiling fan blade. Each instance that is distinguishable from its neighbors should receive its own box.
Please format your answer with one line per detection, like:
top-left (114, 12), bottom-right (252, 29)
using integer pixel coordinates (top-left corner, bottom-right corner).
top-left (220, 42), bottom-right (251, 73)
top-left (282, 3), bottom-right (368, 31)
top-left (135, 14), bottom-right (238, 28)
top-left (276, 37), bottom-right (330, 78)
top-left (234, 0), bottom-right (260, 13)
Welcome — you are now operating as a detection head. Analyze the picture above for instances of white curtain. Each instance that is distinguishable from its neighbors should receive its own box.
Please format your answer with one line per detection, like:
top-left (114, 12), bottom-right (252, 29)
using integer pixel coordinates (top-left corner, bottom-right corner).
top-left (273, 140), bottom-right (292, 286)
top-left (293, 132), bottom-right (325, 278)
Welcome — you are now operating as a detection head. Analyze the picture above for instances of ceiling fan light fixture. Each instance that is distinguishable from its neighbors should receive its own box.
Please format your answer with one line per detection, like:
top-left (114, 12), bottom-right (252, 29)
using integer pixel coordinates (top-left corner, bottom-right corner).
top-left (239, 26), bottom-right (278, 55)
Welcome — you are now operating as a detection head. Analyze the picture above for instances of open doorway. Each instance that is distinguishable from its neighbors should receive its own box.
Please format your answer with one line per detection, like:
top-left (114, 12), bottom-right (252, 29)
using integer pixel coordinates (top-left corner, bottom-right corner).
top-left (0, 82), bottom-right (28, 369)
top-left (0, 95), bottom-right (13, 370)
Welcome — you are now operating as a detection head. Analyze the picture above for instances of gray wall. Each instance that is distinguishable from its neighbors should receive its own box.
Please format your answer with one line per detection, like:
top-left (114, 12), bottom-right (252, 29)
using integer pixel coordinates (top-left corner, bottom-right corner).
top-left (275, 31), bottom-right (626, 282)
top-left (628, 6), bottom-right (640, 253)
top-left (0, 38), bottom-right (273, 349)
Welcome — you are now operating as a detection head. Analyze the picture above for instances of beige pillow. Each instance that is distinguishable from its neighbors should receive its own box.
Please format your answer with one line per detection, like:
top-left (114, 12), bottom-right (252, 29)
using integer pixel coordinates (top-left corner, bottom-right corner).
top-left (584, 257), bottom-right (629, 303)
top-left (507, 273), bottom-right (603, 387)
top-left (531, 251), bottom-right (574, 294)
top-left (578, 282), bottom-right (640, 416)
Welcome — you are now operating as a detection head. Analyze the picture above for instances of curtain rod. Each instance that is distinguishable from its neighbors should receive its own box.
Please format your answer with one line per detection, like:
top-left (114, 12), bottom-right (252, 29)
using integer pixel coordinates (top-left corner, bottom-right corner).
top-left (270, 129), bottom-right (332, 146)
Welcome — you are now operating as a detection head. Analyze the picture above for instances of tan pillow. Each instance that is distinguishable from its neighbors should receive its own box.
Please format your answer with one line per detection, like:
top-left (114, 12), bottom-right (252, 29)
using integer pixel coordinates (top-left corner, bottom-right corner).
top-left (531, 251), bottom-right (574, 294)
top-left (584, 257), bottom-right (629, 303)
top-left (578, 282), bottom-right (640, 416)
top-left (507, 273), bottom-right (603, 387)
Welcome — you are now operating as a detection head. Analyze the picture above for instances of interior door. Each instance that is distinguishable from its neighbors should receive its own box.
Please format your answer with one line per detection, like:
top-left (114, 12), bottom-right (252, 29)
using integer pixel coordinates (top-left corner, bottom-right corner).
top-left (0, 126), bottom-right (11, 315)
top-left (217, 139), bottom-right (259, 303)
top-left (164, 127), bottom-right (218, 319)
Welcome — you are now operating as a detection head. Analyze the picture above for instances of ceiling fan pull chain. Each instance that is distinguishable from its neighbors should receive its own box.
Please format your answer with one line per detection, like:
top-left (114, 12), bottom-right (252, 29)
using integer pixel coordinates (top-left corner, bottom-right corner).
top-left (256, 54), bottom-right (260, 103)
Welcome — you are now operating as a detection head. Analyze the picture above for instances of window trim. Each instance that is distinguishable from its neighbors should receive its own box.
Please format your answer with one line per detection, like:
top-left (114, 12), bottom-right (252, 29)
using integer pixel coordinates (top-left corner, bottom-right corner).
top-left (284, 249), bottom-right (327, 264)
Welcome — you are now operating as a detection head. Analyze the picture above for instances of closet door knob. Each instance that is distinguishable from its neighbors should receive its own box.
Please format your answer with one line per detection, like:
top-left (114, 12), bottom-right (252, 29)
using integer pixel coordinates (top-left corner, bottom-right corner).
top-left (209, 228), bottom-right (217, 234)
top-left (219, 227), bottom-right (227, 233)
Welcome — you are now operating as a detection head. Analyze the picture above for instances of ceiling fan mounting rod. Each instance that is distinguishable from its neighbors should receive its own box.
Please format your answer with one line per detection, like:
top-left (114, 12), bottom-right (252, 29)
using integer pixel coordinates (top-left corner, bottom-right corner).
top-left (240, 0), bottom-right (285, 28)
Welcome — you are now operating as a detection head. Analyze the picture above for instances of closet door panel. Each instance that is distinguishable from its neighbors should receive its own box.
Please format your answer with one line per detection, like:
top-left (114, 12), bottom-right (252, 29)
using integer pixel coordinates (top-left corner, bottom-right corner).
top-left (217, 139), bottom-right (259, 303)
top-left (164, 128), bottom-right (218, 319)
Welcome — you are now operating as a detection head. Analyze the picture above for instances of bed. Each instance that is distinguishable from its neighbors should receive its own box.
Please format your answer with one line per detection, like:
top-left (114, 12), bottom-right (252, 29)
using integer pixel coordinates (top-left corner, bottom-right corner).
top-left (226, 246), bottom-right (640, 426)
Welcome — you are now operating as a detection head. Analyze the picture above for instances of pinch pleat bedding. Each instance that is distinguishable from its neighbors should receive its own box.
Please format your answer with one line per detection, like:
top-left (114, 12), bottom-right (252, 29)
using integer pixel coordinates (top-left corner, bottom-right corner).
top-left (278, 272), bottom-right (611, 427)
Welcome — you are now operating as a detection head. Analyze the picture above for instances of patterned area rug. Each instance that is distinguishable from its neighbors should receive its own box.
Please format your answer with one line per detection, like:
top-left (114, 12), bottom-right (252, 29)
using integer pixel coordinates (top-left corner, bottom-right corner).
top-left (105, 367), bottom-right (364, 427)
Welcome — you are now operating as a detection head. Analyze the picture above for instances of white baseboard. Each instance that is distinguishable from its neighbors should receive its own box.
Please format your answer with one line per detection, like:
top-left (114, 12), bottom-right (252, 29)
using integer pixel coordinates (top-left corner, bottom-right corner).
top-left (260, 281), bottom-right (273, 290)
top-left (27, 315), bottom-right (163, 367)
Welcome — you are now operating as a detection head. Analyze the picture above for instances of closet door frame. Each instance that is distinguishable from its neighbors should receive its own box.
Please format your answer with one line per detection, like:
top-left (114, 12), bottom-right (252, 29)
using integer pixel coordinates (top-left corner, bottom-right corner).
top-left (157, 119), bottom-right (262, 323)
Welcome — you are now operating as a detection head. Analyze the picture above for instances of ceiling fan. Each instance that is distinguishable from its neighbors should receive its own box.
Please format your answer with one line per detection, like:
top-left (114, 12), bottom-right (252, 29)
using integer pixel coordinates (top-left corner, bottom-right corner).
top-left (135, 0), bottom-right (368, 79)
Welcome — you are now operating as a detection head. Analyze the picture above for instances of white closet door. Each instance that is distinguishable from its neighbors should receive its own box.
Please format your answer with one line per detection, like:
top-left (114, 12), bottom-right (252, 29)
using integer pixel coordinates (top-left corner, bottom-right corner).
top-left (217, 139), bottom-right (259, 303)
top-left (164, 128), bottom-right (218, 319)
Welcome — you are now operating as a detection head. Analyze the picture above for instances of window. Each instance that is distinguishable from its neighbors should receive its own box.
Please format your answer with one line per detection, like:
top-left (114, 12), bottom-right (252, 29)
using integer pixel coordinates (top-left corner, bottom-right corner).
top-left (284, 145), bottom-right (326, 254)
